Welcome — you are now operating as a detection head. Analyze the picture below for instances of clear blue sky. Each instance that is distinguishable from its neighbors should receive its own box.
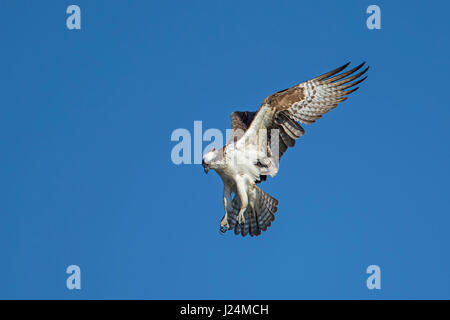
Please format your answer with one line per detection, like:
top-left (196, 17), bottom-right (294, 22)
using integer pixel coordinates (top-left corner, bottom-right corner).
top-left (1, 0), bottom-right (449, 299)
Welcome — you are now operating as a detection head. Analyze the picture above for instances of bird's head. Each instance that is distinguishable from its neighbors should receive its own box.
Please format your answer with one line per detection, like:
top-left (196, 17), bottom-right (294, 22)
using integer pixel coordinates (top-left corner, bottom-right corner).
top-left (202, 147), bottom-right (221, 174)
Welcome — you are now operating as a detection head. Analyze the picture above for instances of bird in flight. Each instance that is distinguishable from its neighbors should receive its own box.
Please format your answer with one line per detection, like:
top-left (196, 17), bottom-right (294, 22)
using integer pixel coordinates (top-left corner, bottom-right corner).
top-left (202, 62), bottom-right (369, 237)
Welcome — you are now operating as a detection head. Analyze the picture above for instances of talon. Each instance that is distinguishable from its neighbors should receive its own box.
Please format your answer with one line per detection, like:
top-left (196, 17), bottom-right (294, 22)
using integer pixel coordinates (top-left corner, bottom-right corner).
top-left (219, 225), bottom-right (228, 234)
top-left (220, 217), bottom-right (230, 230)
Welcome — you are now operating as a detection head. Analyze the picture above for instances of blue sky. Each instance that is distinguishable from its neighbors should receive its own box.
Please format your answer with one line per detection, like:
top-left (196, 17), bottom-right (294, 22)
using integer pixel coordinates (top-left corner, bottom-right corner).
top-left (0, 0), bottom-right (449, 299)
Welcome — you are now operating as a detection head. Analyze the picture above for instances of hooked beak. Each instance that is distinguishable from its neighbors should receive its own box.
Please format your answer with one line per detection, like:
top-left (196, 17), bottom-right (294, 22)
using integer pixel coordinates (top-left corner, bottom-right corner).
top-left (202, 159), bottom-right (209, 174)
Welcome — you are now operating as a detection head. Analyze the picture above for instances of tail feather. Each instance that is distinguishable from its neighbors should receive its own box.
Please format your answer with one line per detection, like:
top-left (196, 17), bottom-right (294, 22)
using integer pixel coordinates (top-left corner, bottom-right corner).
top-left (256, 201), bottom-right (268, 232)
top-left (248, 209), bottom-right (261, 237)
top-left (257, 195), bottom-right (273, 228)
top-left (226, 187), bottom-right (279, 237)
top-left (228, 209), bottom-right (237, 230)
top-left (242, 212), bottom-right (250, 236)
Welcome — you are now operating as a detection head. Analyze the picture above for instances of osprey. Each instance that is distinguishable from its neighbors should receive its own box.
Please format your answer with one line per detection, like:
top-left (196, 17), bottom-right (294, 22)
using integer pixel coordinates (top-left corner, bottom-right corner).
top-left (202, 62), bottom-right (369, 237)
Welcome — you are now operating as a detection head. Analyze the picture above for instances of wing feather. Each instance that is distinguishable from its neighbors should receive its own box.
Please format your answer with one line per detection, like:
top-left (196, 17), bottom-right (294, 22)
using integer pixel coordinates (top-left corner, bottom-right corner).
top-left (236, 62), bottom-right (369, 177)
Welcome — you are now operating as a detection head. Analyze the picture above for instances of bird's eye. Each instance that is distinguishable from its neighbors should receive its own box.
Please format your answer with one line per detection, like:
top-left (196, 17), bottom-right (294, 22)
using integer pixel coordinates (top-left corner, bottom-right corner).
top-left (212, 147), bottom-right (216, 151)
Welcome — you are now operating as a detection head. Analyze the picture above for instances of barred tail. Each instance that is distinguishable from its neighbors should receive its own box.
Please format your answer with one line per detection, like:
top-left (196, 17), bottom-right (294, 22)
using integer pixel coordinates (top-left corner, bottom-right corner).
top-left (227, 187), bottom-right (279, 237)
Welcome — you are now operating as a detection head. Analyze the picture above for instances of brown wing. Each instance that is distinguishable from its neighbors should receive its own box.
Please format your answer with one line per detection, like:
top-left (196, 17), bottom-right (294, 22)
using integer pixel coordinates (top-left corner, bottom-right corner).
top-left (231, 111), bottom-right (257, 130)
top-left (241, 62), bottom-right (369, 176)
top-left (266, 61), bottom-right (369, 123)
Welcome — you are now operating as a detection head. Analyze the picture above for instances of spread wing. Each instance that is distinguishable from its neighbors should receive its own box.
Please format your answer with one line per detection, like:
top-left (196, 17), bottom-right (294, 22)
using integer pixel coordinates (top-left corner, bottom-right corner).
top-left (238, 62), bottom-right (369, 177)
top-left (227, 111), bottom-right (257, 143)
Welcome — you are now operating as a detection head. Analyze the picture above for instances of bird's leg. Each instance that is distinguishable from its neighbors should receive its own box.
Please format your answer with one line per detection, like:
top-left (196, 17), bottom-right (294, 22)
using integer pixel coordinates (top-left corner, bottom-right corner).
top-left (235, 175), bottom-right (248, 225)
top-left (220, 184), bottom-right (232, 232)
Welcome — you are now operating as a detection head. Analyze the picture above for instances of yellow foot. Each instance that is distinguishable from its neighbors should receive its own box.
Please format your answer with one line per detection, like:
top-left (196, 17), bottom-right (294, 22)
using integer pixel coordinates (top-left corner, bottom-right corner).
top-left (220, 217), bottom-right (230, 233)
top-left (237, 212), bottom-right (246, 225)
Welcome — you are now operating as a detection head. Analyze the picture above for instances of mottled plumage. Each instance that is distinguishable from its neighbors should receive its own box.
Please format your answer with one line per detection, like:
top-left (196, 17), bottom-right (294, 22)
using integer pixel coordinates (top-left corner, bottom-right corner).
top-left (202, 62), bottom-right (369, 237)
